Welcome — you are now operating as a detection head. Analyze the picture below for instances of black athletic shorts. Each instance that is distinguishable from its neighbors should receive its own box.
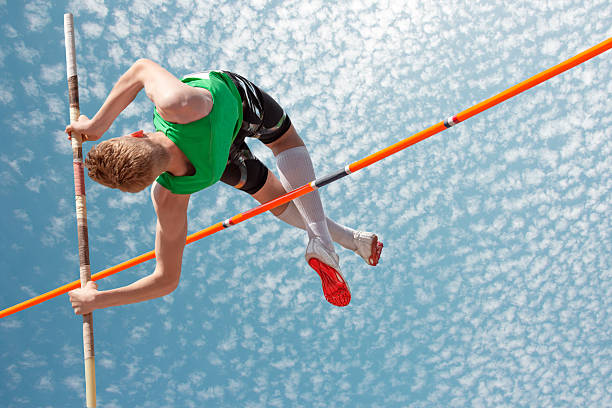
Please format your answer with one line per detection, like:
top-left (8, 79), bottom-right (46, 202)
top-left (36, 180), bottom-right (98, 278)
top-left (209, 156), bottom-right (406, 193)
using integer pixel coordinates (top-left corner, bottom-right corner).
top-left (219, 71), bottom-right (292, 194)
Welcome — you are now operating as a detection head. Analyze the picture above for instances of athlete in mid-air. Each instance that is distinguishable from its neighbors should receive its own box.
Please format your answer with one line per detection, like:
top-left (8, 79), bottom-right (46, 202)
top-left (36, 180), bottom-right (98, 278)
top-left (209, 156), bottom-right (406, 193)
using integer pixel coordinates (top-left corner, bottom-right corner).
top-left (66, 59), bottom-right (382, 312)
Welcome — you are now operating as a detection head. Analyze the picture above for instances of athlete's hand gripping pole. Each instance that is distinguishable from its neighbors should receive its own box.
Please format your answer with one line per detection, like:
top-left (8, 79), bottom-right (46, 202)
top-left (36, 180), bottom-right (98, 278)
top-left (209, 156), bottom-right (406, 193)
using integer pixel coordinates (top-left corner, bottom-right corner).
top-left (64, 13), bottom-right (96, 408)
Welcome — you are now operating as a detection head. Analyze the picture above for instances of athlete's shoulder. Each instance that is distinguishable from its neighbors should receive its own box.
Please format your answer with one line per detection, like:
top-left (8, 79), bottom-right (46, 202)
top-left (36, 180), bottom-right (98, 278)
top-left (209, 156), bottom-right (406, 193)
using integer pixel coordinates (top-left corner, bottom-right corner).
top-left (157, 84), bottom-right (213, 125)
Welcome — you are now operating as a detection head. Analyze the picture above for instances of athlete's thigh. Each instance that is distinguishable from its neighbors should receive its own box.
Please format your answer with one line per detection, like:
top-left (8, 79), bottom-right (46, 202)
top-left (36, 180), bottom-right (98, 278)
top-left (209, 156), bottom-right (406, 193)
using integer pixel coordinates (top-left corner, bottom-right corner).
top-left (250, 171), bottom-right (291, 216)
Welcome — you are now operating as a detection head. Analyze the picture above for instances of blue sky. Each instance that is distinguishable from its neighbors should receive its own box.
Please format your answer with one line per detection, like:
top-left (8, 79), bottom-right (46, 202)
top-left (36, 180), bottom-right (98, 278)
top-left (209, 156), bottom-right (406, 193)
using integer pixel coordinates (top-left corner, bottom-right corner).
top-left (1, 1), bottom-right (610, 407)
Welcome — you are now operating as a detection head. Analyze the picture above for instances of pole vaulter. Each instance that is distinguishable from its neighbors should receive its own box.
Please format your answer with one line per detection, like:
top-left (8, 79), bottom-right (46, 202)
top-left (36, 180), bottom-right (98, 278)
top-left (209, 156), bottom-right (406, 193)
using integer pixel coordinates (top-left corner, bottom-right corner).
top-left (1, 36), bottom-right (610, 320)
top-left (64, 13), bottom-right (97, 408)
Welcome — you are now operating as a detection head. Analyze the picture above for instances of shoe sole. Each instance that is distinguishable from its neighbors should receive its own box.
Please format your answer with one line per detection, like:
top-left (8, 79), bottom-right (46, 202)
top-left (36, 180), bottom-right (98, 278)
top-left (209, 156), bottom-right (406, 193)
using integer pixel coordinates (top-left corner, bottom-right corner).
top-left (308, 258), bottom-right (351, 307)
top-left (368, 236), bottom-right (384, 266)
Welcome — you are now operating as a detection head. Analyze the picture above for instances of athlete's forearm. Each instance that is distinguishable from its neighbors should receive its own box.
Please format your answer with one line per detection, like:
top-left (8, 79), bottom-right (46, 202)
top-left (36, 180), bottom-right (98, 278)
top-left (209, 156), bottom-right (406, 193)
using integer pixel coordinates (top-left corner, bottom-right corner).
top-left (90, 60), bottom-right (146, 134)
top-left (93, 271), bottom-right (177, 310)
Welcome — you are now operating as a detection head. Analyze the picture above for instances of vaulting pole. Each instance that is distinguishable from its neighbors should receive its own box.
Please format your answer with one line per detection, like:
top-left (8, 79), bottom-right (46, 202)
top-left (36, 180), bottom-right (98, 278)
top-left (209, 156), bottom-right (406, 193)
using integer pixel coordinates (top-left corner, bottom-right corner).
top-left (1, 36), bottom-right (610, 319)
top-left (64, 13), bottom-right (96, 408)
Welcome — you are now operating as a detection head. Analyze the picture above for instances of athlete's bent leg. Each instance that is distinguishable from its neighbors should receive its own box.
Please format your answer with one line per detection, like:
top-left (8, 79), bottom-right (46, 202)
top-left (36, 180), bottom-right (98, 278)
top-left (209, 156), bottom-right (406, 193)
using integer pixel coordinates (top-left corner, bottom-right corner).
top-left (223, 71), bottom-right (353, 306)
top-left (277, 200), bottom-right (384, 266)
top-left (266, 126), bottom-right (352, 306)
top-left (266, 125), bottom-right (334, 249)
top-left (249, 171), bottom-right (290, 216)
top-left (252, 171), bottom-right (383, 265)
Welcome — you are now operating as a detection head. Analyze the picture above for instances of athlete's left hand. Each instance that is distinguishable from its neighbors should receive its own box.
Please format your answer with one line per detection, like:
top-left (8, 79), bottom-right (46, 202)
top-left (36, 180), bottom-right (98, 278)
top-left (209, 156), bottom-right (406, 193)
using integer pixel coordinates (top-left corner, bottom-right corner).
top-left (65, 115), bottom-right (105, 142)
top-left (68, 281), bottom-right (99, 315)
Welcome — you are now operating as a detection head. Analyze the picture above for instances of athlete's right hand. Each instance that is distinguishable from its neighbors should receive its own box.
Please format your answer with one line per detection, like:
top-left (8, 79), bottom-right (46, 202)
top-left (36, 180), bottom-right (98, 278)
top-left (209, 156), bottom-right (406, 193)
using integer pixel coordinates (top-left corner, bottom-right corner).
top-left (65, 115), bottom-right (105, 142)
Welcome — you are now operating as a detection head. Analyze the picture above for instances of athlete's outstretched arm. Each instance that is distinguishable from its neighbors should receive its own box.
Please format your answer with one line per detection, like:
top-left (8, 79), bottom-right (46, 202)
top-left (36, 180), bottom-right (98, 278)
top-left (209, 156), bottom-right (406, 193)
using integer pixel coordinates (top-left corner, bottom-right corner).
top-left (68, 182), bottom-right (190, 314)
top-left (65, 59), bottom-right (212, 141)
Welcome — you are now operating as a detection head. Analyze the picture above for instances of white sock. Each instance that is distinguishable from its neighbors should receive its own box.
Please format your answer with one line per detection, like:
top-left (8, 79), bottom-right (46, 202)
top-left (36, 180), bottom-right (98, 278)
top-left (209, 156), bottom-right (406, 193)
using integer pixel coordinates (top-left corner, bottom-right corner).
top-left (276, 201), bottom-right (357, 251)
top-left (275, 146), bottom-right (334, 250)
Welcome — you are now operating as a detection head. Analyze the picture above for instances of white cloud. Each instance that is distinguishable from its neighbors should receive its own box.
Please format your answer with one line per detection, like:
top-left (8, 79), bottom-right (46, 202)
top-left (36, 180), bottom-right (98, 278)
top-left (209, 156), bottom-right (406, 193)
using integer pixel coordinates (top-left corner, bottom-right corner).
top-left (129, 323), bottom-right (152, 342)
top-left (82, 22), bottom-right (104, 39)
top-left (20, 350), bottom-right (47, 368)
top-left (54, 130), bottom-right (72, 155)
top-left (207, 352), bottom-right (223, 366)
top-left (541, 38), bottom-right (562, 56)
top-left (107, 189), bottom-right (149, 208)
top-left (108, 9), bottom-right (130, 39)
top-left (41, 215), bottom-right (70, 247)
top-left (131, 0), bottom-right (166, 18)
top-left (197, 385), bottom-right (225, 400)
top-left (106, 384), bottom-right (121, 394)
top-left (87, 79), bottom-right (108, 100)
top-left (13, 208), bottom-right (30, 223)
top-left (98, 358), bottom-right (115, 369)
top-left (217, 328), bottom-right (238, 351)
top-left (121, 98), bottom-right (148, 118)
top-left (25, 176), bottom-right (44, 192)
top-left (68, 0), bottom-right (109, 19)
top-left (0, 83), bottom-right (12, 104)
top-left (108, 43), bottom-right (125, 66)
top-left (14, 41), bottom-right (40, 64)
top-left (24, 0), bottom-right (51, 31)
top-left (10, 108), bottom-right (46, 132)
top-left (40, 63), bottom-right (64, 84)
top-left (3, 24), bottom-right (17, 38)
top-left (0, 319), bottom-right (23, 329)
top-left (20, 75), bottom-right (41, 97)
top-left (1, 149), bottom-right (34, 175)
top-left (63, 375), bottom-right (84, 395)
top-left (6, 364), bottom-right (22, 389)
top-left (35, 374), bottom-right (54, 391)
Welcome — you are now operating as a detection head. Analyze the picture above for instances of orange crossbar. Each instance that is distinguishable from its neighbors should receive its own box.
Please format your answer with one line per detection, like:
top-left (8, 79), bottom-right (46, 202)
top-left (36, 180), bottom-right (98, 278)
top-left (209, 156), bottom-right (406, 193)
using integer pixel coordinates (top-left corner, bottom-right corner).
top-left (348, 36), bottom-right (612, 173)
top-left (1, 37), bottom-right (610, 319)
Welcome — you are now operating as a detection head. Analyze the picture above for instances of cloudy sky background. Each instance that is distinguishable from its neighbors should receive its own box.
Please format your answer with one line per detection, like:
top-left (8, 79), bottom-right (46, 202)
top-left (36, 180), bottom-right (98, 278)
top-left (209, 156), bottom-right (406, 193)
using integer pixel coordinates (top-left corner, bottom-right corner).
top-left (1, 0), bottom-right (610, 407)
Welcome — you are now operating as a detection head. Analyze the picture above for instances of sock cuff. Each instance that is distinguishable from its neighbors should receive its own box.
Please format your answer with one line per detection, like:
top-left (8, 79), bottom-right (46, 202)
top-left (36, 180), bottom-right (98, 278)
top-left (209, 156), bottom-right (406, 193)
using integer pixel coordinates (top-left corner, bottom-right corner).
top-left (275, 146), bottom-right (310, 167)
top-left (277, 145), bottom-right (309, 157)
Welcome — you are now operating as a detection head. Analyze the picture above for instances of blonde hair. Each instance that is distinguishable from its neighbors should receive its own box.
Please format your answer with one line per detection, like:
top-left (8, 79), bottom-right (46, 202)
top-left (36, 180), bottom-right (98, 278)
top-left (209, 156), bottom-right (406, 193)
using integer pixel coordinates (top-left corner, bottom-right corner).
top-left (85, 136), bottom-right (169, 193)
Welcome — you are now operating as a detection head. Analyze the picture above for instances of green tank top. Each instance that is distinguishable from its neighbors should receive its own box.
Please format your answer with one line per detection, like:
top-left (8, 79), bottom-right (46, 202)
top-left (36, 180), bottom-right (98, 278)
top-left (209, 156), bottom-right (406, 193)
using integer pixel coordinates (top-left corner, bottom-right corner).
top-left (154, 71), bottom-right (243, 194)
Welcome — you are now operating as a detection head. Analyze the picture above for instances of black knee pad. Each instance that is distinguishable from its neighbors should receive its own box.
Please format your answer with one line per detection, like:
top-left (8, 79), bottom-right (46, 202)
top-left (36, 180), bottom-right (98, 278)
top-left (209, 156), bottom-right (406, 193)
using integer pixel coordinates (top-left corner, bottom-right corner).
top-left (220, 143), bottom-right (269, 195)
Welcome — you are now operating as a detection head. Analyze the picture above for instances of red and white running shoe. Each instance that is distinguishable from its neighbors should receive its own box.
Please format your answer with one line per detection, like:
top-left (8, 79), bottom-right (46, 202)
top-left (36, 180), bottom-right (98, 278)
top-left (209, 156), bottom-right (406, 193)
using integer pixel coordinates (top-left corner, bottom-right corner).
top-left (353, 231), bottom-right (383, 266)
top-left (305, 237), bottom-right (351, 307)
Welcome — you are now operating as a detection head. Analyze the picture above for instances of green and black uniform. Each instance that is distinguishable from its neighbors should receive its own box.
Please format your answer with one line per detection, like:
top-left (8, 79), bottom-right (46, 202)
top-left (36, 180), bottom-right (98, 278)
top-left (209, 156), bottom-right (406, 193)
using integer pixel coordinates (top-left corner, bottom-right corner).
top-left (155, 71), bottom-right (292, 195)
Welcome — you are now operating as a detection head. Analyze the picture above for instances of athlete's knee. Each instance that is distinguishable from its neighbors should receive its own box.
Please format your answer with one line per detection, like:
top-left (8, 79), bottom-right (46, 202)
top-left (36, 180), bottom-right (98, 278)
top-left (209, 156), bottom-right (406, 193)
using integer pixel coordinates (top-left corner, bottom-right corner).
top-left (220, 157), bottom-right (269, 195)
top-left (266, 125), bottom-right (305, 156)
